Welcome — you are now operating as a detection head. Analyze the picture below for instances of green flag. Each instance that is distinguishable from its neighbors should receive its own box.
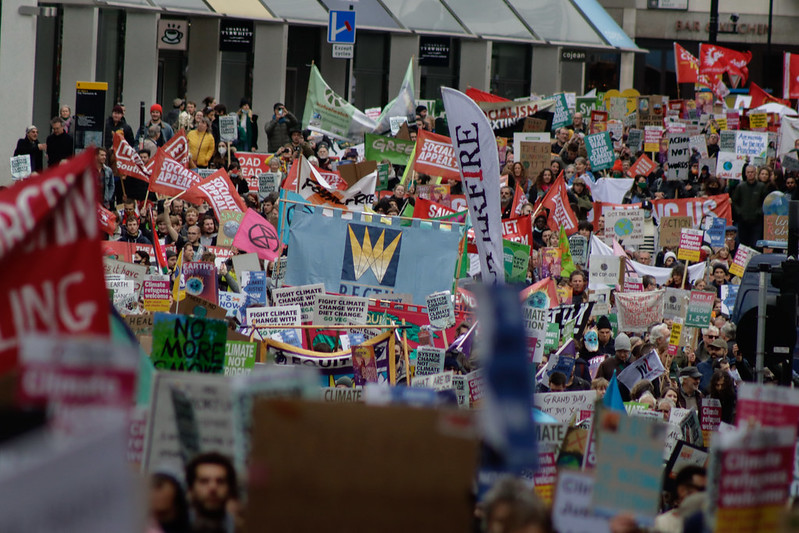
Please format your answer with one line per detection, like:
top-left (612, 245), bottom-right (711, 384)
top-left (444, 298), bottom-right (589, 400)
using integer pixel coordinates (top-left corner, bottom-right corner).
top-left (302, 64), bottom-right (376, 141)
top-left (558, 225), bottom-right (577, 277)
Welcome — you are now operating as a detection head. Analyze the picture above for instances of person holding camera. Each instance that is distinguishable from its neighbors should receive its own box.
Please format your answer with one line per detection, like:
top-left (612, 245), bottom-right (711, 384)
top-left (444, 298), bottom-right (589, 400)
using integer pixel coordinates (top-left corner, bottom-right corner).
top-left (289, 128), bottom-right (314, 159)
top-left (265, 102), bottom-right (298, 152)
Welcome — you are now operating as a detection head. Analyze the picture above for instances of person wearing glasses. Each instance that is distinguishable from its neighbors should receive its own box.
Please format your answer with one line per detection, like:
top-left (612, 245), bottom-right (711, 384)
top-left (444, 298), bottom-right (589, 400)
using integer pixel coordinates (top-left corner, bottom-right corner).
top-left (695, 325), bottom-right (720, 363)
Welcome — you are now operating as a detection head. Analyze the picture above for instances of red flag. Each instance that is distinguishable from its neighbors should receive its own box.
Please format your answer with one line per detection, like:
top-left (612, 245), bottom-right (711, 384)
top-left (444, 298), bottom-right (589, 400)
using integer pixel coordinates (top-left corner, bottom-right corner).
top-left (413, 129), bottom-right (461, 181)
top-left (232, 208), bottom-right (282, 262)
top-left (699, 43), bottom-right (751, 84)
top-left (150, 211), bottom-right (168, 274)
top-left (749, 81), bottom-right (790, 109)
top-left (783, 52), bottom-right (799, 100)
top-left (465, 88), bottom-right (510, 103)
top-left (413, 197), bottom-right (457, 220)
top-left (0, 150), bottom-right (110, 375)
top-left (182, 168), bottom-right (246, 219)
top-left (629, 154), bottom-right (657, 177)
top-left (674, 43), bottom-right (699, 84)
top-left (281, 158), bottom-right (299, 192)
top-left (532, 172), bottom-right (579, 235)
top-left (162, 129), bottom-right (190, 167)
top-left (147, 148), bottom-right (203, 197)
top-left (511, 183), bottom-right (526, 216)
top-left (519, 277), bottom-right (559, 309)
top-left (113, 132), bottom-right (150, 182)
top-left (97, 204), bottom-right (117, 235)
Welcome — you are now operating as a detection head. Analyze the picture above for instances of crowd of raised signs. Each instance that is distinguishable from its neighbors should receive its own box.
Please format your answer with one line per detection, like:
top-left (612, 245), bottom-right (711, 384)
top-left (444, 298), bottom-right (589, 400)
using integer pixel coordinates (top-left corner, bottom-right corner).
top-left (3, 61), bottom-right (799, 533)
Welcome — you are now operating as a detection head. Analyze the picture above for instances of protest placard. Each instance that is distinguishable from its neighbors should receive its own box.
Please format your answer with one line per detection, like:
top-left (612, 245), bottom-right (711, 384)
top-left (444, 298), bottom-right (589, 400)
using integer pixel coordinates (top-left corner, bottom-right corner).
top-left (700, 397), bottom-right (721, 445)
top-left (104, 257), bottom-right (147, 294)
top-left (543, 323), bottom-right (561, 353)
top-left (589, 255), bottom-right (622, 286)
top-left (523, 303), bottom-right (549, 364)
top-left (593, 411), bottom-right (667, 527)
top-left (664, 442), bottom-right (709, 495)
top-left (143, 372), bottom-right (234, 471)
top-left (663, 288), bottom-right (689, 321)
top-left (670, 407), bottom-right (703, 447)
top-left (218, 291), bottom-right (248, 318)
top-left (425, 290), bottom-right (455, 330)
top-left (586, 132), bottom-right (615, 171)
top-left (224, 340), bottom-right (258, 376)
top-left (729, 244), bottom-right (759, 278)
top-left (232, 253), bottom-right (260, 275)
top-left (364, 133), bottom-right (414, 165)
top-left (312, 294), bottom-right (369, 326)
top-left (182, 261), bottom-right (219, 304)
top-left (764, 191), bottom-right (789, 243)
top-left (519, 141), bottom-right (550, 180)
top-left (530, 451), bottom-right (557, 504)
top-left (735, 383), bottom-right (799, 427)
top-left (126, 313), bottom-right (155, 336)
top-left (320, 387), bottom-right (364, 403)
top-left (627, 129), bottom-right (643, 153)
top-left (720, 284), bottom-right (739, 316)
top-left (412, 370), bottom-right (455, 391)
top-left (151, 313), bottom-right (227, 372)
top-left (568, 234), bottom-right (588, 265)
top-left (466, 369), bottom-right (484, 408)
top-left (677, 228), bottom-right (703, 262)
top-left (10, 154), bottom-right (31, 180)
top-left (623, 274), bottom-right (643, 292)
top-left (217, 209), bottom-right (244, 247)
top-left (716, 151), bottom-right (747, 180)
top-left (735, 130), bottom-right (768, 159)
top-left (239, 270), bottom-right (267, 305)
top-left (689, 134), bottom-right (708, 158)
top-left (219, 114), bottom-right (238, 142)
top-left (643, 126), bottom-right (663, 152)
top-left (589, 288), bottom-right (611, 316)
top-left (552, 471), bottom-right (610, 533)
top-left (503, 240), bottom-right (531, 283)
top-left (256, 171), bottom-right (281, 196)
top-left (702, 215), bottom-right (726, 248)
top-left (615, 290), bottom-right (665, 333)
top-left (605, 208), bottom-right (644, 245)
top-left (617, 350), bottom-right (666, 390)
top-left (247, 305), bottom-right (301, 341)
top-left (628, 153), bottom-right (656, 177)
top-left (142, 279), bottom-right (171, 312)
top-left (533, 390), bottom-right (596, 424)
top-left (271, 283), bottom-right (324, 323)
top-left (685, 290), bottom-right (715, 328)
top-left (522, 117), bottom-right (548, 132)
top-left (667, 133), bottom-right (691, 180)
top-left (415, 346), bottom-right (445, 376)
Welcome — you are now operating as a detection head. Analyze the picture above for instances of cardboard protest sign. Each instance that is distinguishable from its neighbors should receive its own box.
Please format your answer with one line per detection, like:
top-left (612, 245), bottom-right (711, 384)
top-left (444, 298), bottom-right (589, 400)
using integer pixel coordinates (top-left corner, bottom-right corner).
top-left (735, 130), bottom-right (768, 159)
top-left (605, 208), bottom-right (644, 245)
top-left (589, 255), bottom-right (622, 286)
top-left (233, 208), bottom-right (282, 262)
top-left (677, 228), bottom-right (703, 262)
top-left (271, 283), bottom-right (325, 323)
top-left (663, 288), bottom-right (690, 321)
top-left (151, 313), bottom-right (227, 372)
top-left (553, 471), bottom-right (610, 533)
top-left (568, 234), bottom-right (588, 265)
top-left (628, 153), bottom-right (656, 177)
top-left (615, 290), bottom-right (665, 333)
top-left (518, 140), bottom-right (550, 180)
top-left (660, 216), bottom-right (693, 248)
top-left (533, 390), bottom-right (596, 424)
top-left (246, 400), bottom-right (479, 532)
top-left (415, 346), bottom-right (445, 376)
top-left (257, 171), bottom-right (282, 196)
top-left (219, 114), bottom-right (238, 142)
top-left (503, 240), bottom-right (531, 283)
top-left (710, 425), bottom-right (795, 532)
top-left (667, 133), bottom-right (691, 180)
top-left (593, 411), bottom-right (667, 526)
top-left (143, 372), bottom-right (233, 471)
top-left (10, 154), bottom-right (32, 180)
top-left (689, 134), bottom-right (709, 158)
top-left (312, 294), bottom-right (369, 326)
top-left (585, 132), bottom-right (615, 171)
top-left (729, 244), bottom-right (759, 278)
top-left (413, 129), bottom-right (460, 180)
top-left (617, 350), bottom-right (666, 390)
top-left (626, 128), bottom-right (643, 153)
top-left (216, 209), bottom-right (243, 248)
top-left (763, 191), bottom-right (789, 243)
top-left (716, 151), bottom-right (747, 180)
top-left (685, 290), bottom-right (715, 328)
top-left (246, 305), bottom-right (301, 344)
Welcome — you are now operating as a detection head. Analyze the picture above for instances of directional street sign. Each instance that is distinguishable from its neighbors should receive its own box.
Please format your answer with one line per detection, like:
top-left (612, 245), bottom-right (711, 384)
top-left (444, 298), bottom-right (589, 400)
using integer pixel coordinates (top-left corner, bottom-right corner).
top-left (327, 10), bottom-right (356, 44)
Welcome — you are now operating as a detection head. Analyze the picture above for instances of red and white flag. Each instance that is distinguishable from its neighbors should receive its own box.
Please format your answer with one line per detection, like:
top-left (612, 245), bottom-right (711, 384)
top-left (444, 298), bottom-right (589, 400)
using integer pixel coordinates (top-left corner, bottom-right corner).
top-left (147, 148), bottom-right (203, 197)
top-left (183, 168), bottom-right (246, 219)
top-left (296, 155), bottom-right (376, 211)
top-left (97, 204), bottom-right (117, 235)
top-left (0, 150), bottom-right (110, 375)
top-left (162, 129), bottom-right (190, 167)
top-left (112, 131), bottom-right (149, 182)
top-left (784, 52), bottom-right (799, 100)
top-left (532, 172), bottom-right (579, 235)
top-left (750, 81), bottom-right (790, 109)
top-left (413, 129), bottom-right (461, 181)
top-left (699, 44), bottom-right (751, 84)
top-left (674, 43), bottom-right (699, 84)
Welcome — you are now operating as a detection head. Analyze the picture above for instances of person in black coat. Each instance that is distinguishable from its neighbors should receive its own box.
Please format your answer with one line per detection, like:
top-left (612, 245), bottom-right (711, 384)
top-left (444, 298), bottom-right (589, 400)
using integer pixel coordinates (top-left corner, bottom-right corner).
top-left (14, 125), bottom-right (45, 172)
top-left (46, 117), bottom-right (74, 167)
top-left (103, 105), bottom-right (135, 149)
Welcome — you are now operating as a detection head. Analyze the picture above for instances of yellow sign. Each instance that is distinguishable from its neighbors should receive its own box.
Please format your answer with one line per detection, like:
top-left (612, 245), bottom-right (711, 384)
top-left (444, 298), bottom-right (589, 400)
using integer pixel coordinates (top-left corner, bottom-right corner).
top-left (76, 81), bottom-right (108, 91)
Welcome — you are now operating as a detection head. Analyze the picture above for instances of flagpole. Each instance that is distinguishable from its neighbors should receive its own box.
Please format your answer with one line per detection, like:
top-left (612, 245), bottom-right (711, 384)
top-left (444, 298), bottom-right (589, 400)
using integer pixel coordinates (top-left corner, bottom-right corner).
top-left (401, 318), bottom-right (412, 386)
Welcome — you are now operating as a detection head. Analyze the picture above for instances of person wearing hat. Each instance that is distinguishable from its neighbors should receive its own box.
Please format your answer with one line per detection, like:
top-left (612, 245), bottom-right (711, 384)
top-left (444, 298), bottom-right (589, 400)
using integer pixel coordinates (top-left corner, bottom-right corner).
top-left (103, 104), bottom-right (135, 150)
top-left (264, 102), bottom-right (298, 152)
top-left (13, 125), bottom-right (45, 172)
top-left (724, 225), bottom-right (739, 257)
top-left (165, 98), bottom-right (184, 130)
top-left (142, 103), bottom-right (174, 147)
top-left (597, 332), bottom-right (631, 383)
top-left (697, 337), bottom-right (728, 394)
top-left (676, 366), bottom-right (703, 411)
top-left (288, 127), bottom-right (314, 159)
top-left (595, 315), bottom-right (616, 356)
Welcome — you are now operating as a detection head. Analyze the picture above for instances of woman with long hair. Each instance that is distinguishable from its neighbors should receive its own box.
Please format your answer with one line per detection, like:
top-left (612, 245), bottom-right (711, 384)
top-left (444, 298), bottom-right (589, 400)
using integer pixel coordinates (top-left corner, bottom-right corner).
top-left (709, 370), bottom-right (736, 423)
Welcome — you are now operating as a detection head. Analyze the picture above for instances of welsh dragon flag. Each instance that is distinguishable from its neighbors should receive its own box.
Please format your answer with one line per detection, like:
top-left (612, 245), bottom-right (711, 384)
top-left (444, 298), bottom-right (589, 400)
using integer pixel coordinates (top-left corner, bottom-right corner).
top-left (302, 64), bottom-right (377, 142)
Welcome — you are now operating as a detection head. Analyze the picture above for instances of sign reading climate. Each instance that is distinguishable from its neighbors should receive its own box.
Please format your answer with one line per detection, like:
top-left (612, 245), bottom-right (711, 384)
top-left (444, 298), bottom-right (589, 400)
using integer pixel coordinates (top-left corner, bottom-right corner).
top-left (341, 224), bottom-right (402, 293)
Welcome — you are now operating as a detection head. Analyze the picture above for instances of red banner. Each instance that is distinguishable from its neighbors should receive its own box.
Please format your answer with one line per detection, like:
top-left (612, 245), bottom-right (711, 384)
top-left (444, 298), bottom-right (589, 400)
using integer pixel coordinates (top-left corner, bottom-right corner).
top-left (413, 197), bottom-right (456, 220)
top-left (162, 129), bottom-right (189, 167)
top-left (783, 52), bottom-right (799, 100)
top-left (183, 168), bottom-right (246, 219)
top-left (112, 132), bottom-right (149, 182)
top-left (592, 193), bottom-right (732, 228)
top-left (533, 173), bottom-right (579, 235)
top-left (468, 215), bottom-right (532, 253)
top-left (0, 151), bottom-right (110, 374)
top-left (413, 130), bottom-right (461, 181)
top-left (148, 148), bottom-right (203, 197)
top-left (97, 204), bottom-right (117, 235)
top-left (699, 44), bottom-right (751, 84)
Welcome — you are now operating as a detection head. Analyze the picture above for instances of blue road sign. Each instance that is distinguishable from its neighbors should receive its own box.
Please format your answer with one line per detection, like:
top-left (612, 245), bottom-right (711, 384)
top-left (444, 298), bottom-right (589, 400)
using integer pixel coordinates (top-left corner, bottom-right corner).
top-left (327, 10), bottom-right (356, 44)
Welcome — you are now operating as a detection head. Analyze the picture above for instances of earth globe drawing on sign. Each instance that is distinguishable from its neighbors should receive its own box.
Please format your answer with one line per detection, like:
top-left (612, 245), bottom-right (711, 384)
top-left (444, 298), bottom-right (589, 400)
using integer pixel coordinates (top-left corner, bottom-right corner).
top-left (722, 160), bottom-right (733, 171)
top-left (763, 191), bottom-right (788, 216)
top-left (614, 218), bottom-right (634, 238)
top-left (223, 220), bottom-right (240, 238)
